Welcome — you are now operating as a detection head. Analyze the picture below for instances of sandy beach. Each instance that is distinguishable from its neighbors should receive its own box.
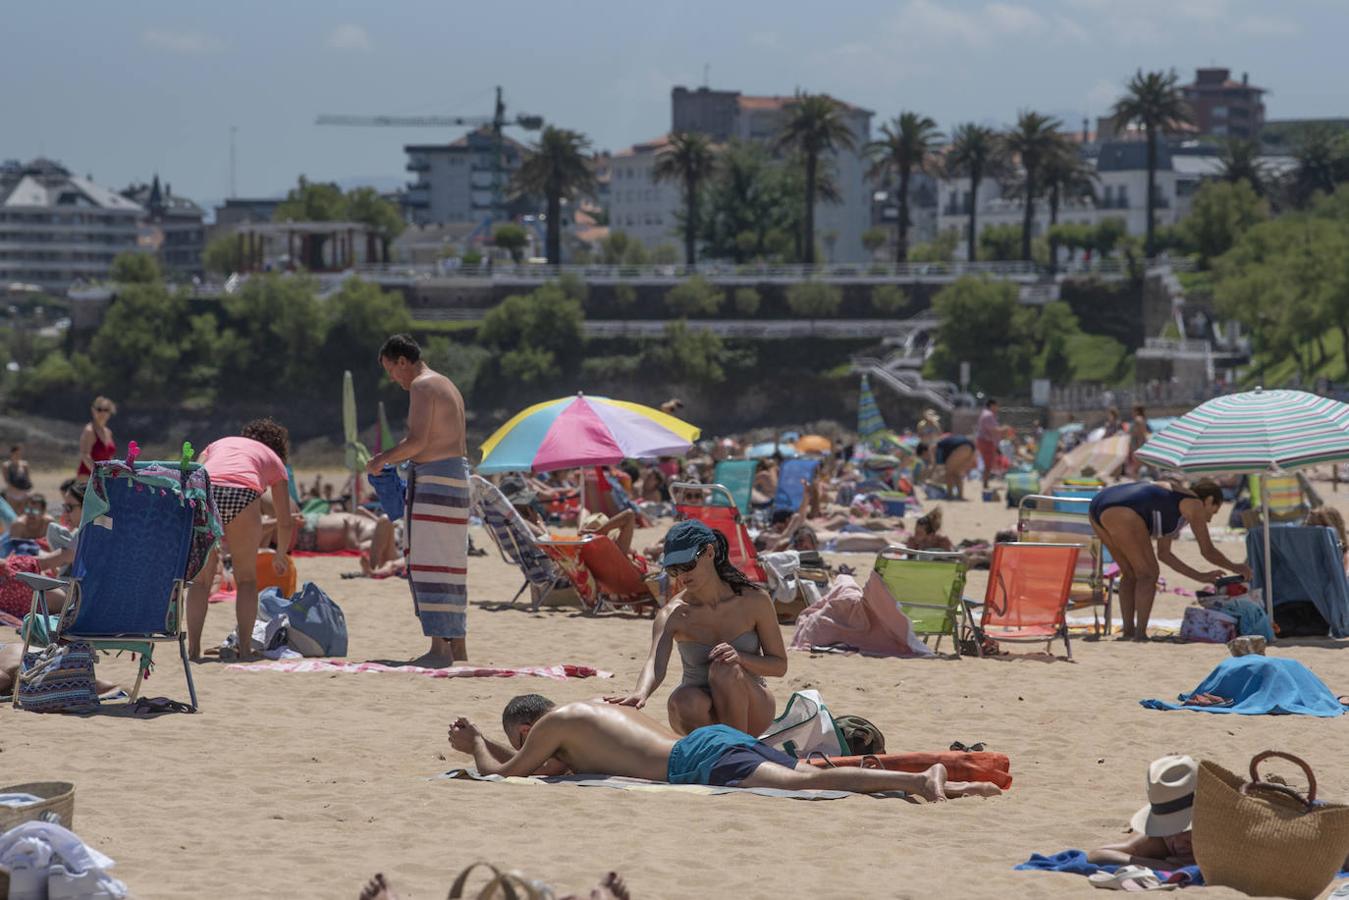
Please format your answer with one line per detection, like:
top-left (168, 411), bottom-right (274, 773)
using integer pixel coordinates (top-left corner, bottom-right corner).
top-left (4, 470), bottom-right (1349, 899)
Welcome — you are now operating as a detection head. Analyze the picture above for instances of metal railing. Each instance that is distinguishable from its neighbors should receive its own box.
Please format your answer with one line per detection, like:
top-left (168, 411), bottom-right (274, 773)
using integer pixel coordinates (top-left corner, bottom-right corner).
top-left (351, 256), bottom-right (1191, 284)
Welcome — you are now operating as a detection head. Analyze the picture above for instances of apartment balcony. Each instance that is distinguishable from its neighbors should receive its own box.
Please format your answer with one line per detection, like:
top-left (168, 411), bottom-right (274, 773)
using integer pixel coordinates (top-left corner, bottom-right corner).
top-left (406, 158), bottom-right (431, 173)
top-left (403, 187), bottom-right (430, 208)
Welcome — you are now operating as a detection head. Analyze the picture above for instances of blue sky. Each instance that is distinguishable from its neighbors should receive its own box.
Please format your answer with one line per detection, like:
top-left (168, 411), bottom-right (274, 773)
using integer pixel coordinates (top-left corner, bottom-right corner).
top-left (3, 0), bottom-right (1343, 210)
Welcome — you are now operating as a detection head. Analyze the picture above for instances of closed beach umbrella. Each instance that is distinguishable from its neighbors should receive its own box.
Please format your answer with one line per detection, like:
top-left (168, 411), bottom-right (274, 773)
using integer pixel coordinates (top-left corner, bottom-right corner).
top-left (342, 371), bottom-right (370, 472)
top-left (1136, 387), bottom-right (1349, 620)
top-left (478, 393), bottom-right (700, 474)
top-left (376, 401), bottom-right (395, 455)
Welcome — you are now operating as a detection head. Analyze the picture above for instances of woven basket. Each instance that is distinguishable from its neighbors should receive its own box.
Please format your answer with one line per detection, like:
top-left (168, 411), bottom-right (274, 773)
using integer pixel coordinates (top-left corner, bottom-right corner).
top-left (0, 781), bottom-right (76, 831)
top-left (1193, 752), bottom-right (1349, 900)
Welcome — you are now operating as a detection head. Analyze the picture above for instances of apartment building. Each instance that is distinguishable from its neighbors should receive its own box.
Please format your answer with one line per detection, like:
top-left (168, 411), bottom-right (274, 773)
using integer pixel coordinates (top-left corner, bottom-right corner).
top-left (0, 158), bottom-right (141, 291)
top-left (1182, 67), bottom-right (1266, 140)
top-left (606, 135), bottom-right (682, 253)
top-left (121, 175), bottom-right (205, 277)
top-left (402, 126), bottom-right (529, 229)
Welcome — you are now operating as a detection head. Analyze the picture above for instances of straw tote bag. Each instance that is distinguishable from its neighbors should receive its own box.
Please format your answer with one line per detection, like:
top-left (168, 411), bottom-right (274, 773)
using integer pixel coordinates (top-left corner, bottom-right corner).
top-left (1193, 751), bottom-right (1349, 900)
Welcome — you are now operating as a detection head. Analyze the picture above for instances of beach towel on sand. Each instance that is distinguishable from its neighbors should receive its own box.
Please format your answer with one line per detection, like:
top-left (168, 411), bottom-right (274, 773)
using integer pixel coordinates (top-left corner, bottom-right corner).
top-left (1015, 850), bottom-right (1349, 887)
top-left (406, 457), bottom-right (470, 639)
top-left (439, 768), bottom-right (911, 801)
top-left (1140, 655), bottom-right (1348, 716)
top-left (807, 752), bottom-right (1012, 789)
top-left (225, 661), bottom-right (610, 679)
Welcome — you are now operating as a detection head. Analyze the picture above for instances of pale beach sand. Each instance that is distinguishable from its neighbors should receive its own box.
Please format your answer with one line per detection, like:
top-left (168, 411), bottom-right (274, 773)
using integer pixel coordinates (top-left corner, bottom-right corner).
top-left (4, 471), bottom-right (1348, 898)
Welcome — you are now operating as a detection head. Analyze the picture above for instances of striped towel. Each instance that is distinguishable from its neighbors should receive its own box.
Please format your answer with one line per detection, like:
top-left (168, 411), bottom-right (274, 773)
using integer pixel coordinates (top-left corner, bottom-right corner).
top-left (406, 457), bottom-right (470, 639)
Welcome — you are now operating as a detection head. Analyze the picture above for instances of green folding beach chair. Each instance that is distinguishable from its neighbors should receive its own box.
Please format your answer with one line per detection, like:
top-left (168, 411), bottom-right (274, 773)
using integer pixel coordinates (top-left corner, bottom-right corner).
top-left (1033, 429), bottom-right (1061, 475)
top-left (712, 459), bottom-right (758, 516)
top-left (872, 545), bottom-right (969, 656)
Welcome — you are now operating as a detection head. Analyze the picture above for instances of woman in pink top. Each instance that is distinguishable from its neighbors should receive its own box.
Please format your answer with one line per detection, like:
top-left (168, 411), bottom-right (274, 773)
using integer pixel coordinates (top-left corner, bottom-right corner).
top-left (186, 418), bottom-right (294, 661)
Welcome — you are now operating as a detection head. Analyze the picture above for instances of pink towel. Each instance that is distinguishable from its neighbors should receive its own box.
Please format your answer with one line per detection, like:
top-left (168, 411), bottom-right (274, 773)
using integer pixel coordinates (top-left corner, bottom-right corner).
top-left (789, 573), bottom-right (934, 658)
top-left (225, 660), bottom-right (612, 679)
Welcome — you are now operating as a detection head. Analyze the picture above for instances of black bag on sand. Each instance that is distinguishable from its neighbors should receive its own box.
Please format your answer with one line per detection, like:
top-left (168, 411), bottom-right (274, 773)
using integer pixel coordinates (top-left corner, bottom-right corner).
top-left (834, 715), bottom-right (886, 756)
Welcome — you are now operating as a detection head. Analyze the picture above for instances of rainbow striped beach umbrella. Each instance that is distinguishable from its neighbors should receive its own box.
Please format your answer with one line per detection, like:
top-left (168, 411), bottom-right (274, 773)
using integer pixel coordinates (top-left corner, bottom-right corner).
top-left (1137, 387), bottom-right (1349, 622)
top-left (478, 393), bottom-right (700, 474)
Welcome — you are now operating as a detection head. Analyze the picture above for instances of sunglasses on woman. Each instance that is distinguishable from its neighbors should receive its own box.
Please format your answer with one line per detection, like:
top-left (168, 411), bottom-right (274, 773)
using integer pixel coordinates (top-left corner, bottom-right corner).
top-left (664, 543), bottom-right (708, 576)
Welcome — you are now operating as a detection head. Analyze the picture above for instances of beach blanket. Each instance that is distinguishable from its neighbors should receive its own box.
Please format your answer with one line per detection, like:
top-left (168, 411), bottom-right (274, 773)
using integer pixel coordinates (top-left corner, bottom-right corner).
top-left (225, 661), bottom-right (610, 679)
top-left (790, 573), bottom-right (933, 658)
top-left (290, 549), bottom-right (362, 558)
top-left (1140, 655), bottom-right (1348, 716)
top-left (406, 457), bottom-right (470, 639)
top-left (440, 768), bottom-right (911, 801)
top-left (1016, 850), bottom-right (1349, 887)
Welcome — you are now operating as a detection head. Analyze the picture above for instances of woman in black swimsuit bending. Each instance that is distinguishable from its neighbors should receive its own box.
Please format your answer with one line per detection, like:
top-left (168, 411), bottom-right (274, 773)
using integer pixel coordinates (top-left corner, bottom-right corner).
top-left (1089, 480), bottom-right (1251, 641)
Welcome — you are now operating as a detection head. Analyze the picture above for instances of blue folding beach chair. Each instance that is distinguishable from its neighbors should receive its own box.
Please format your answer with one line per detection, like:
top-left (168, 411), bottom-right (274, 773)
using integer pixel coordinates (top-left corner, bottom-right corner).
top-left (712, 459), bottom-right (758, 516)
top-left (14, 459), bottom-right (219, 711)
top-left (773, 458), bottom-right (821, 512)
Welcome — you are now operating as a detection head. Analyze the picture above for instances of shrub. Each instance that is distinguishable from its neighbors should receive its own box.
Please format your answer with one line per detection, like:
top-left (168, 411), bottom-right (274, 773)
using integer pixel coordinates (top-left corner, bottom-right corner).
top-left (870, 284), bottom-right (908, 316)
top-left (732, 287), bottom-right (761, 316)
top-left (665, 276), bottom-right (723, 316)
top-left (786, 281), bottom-right (841, 317)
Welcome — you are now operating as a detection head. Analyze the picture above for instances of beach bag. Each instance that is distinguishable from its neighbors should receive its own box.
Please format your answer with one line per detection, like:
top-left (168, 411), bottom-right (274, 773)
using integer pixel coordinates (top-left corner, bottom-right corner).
top-left (758, 689), bottom-right (847, 759)
top-left (1179, 606), bottom-right (1237, 644)
top-left (16, 642), bottom-right (98, 713)
top-left (259, 583), bottom-right (348, 657)
top-left (1193, 751), bottom-right (1349, 899)
top-left (834, 714), bottom-right (886, 756)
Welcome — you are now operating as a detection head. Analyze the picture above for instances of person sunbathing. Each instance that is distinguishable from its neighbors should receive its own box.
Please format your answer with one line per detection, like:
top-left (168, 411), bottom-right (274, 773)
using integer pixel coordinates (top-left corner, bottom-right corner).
top-left (449, 694), bottom-right (1001, 801)
top-left (8, 493), bottom-right (52, 549)
top-left (607, 520), bottom-right (785, 735)
top-left (1088, 755), bottom-right (1198, 870)
top-left (580, 510), bottom-right (638, 558)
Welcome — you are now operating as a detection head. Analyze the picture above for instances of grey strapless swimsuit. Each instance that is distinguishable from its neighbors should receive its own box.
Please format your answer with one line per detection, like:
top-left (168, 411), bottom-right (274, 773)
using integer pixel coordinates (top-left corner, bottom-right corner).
top-left (678, 629), bottom-right (768, 688)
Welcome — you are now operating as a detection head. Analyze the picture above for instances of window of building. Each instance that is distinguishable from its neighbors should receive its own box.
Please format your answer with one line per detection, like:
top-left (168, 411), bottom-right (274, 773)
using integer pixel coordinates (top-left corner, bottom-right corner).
top-left (1212, 105), bottom-right (1228, 118)
top-left (1118, 185), bottom-right (1129, 207)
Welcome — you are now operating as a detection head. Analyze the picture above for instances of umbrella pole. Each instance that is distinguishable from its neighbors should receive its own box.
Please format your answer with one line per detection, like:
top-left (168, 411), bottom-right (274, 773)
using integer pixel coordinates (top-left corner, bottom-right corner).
top-left (1262, 476), bottom-right (1274, 629)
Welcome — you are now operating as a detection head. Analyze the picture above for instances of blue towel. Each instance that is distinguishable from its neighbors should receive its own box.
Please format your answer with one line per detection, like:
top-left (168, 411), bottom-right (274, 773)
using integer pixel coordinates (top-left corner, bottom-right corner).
top-left (1247, 525), bottom-right (1349, 637)
top-left (367, 466), bottom-right (406, 521)
top-left (1218, 597), bottom-right (1275, 642)
top-left (1016, 849), bottom-right (1348, 886)
top-left (1140, 656), bottom-right (1348, 716)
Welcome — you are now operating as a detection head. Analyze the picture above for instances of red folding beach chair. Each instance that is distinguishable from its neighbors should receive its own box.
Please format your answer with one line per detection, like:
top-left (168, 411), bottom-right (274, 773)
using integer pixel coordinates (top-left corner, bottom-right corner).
top-left (670, 482), bottom-right (768, 583)
top-left (964, 542), bottom-right (1079, 659)
top-left (536, 534), bottom-right (656, 616)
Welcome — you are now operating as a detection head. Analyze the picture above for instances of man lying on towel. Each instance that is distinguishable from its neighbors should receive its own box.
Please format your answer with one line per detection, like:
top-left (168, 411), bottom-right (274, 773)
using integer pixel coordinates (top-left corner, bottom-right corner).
top-left (448, 695), bottom-right (1001, 801)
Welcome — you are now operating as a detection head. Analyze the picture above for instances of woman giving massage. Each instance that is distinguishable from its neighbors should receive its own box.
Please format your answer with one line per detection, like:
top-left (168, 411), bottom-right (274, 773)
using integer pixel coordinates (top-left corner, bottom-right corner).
top-left (606, 520), bottom-right (786, 735)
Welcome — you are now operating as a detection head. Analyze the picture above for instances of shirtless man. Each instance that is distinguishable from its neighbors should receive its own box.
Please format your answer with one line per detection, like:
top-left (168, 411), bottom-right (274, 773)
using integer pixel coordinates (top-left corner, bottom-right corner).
top-left (448, 695), bottom-right (1001, 801)
top-left (367, 334), bottom-right (469, 666)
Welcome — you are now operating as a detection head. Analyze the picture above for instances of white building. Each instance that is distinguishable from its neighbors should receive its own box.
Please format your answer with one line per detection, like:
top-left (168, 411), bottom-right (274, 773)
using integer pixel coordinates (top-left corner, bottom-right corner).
top-left (611, 87), bottom-right (874, 263)
top-left (936, 140), bottom-right (1295, 260)
top-left (607, 135), bottom-right (682, 253)
top-left (0, 158), bottom-right (142, 291)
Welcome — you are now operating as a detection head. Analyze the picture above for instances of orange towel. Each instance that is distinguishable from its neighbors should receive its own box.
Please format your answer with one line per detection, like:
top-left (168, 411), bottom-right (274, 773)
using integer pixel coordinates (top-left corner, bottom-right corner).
top-left (807, 751), bottom-right (1013, 789)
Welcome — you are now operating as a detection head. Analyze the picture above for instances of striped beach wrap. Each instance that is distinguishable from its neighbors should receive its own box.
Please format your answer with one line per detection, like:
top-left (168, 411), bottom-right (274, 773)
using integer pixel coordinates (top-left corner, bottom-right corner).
top-left (405, 456), bottom-right (471, 638)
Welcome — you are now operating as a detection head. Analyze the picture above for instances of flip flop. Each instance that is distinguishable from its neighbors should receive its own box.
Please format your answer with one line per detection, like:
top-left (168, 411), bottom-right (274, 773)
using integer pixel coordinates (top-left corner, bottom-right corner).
top-left (949, 741), bottom-right (987, 752)
top-left (1088, 866), bottom-right (1177, 892)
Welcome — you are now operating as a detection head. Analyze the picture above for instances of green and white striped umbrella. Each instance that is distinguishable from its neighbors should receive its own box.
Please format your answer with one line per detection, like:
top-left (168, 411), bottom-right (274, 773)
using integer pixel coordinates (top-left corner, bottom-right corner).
top-left (1136, 388), bottom-right (1349, 475)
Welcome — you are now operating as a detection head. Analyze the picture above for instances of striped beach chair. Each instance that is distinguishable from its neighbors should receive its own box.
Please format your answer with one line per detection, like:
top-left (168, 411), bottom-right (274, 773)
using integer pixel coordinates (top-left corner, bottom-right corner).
top-left (1016, 494), bottom-right (1111, 637)
top-left (469, 475), bottom-right (569, 609)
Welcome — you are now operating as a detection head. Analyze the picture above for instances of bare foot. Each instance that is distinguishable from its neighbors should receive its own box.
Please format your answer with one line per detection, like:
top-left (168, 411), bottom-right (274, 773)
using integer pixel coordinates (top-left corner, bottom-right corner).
top-left (945, 780), bottom-right (1003, 798)
top-left (1132, 634), bottom-right (1152, 643)
top-left (359, 872), bottom-right (397, 900)
top-left (407, 650), bottom-right (456, 668)
top-left (590, 872), bottom-right (630, 900)
top-left (360, 555), bottom-right (374, 577)
top-left (1114, 631), bottom-right (1136, 641)
top-left (919, 763), bottom-right (948, 802)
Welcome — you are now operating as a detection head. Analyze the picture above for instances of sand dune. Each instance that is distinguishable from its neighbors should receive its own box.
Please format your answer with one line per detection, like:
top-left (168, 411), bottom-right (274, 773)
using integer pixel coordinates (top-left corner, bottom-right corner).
top-left (4, 472), bottom-right (1348, 898)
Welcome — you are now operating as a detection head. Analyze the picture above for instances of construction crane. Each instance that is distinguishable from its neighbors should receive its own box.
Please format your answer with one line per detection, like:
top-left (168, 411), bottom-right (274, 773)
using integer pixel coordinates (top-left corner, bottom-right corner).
top-left (316, 86), bottom-right (542, 230)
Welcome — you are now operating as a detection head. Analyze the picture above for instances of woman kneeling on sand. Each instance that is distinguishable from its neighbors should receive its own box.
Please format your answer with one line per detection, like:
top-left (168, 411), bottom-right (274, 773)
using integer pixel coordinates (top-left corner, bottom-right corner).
top-left (1089, 479), bottom-right (1250, 641)
top-left (606, 520), bottom-right (786, 735)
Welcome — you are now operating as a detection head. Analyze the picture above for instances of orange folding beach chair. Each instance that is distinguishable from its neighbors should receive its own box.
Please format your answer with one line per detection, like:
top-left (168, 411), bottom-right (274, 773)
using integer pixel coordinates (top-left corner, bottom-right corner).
top-left (670, 481), bottom-right (768, 583)
top-left (964, 542), bottom-right (1079, 659)
top-left (536, 534), bottom-right (657, 616)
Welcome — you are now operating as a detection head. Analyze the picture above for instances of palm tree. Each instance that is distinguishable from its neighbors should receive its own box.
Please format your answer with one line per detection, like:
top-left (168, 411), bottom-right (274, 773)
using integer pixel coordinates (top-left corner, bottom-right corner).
top-left (652, 131), bottom-right (717, 267)
top-left (1040, 145), bottom-right (1098, 272)
top-left (775, 93), bottom-right (857, 265)
top-left (945, 123), bottom-right (1002, 263)
top-left (1111, 69), bottom-right (1193, 257)
top-left (1217, 138), bottom-right (1268, 196)
top-left (1290, 126), bottom-right (1349, 206)
top-left (511, 126), bottom-right (597, 265)
top-left (866, 112), bottom-right (943, 262)
top-left (1001, 111), bottom-right (1065, 262)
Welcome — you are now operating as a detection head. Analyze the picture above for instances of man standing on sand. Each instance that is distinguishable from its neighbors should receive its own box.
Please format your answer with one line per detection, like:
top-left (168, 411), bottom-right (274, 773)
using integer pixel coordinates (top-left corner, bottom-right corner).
top-left (367, 334), bottom-right (470, 666)
top-left (975, 397), bottom-right (1001, 491)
